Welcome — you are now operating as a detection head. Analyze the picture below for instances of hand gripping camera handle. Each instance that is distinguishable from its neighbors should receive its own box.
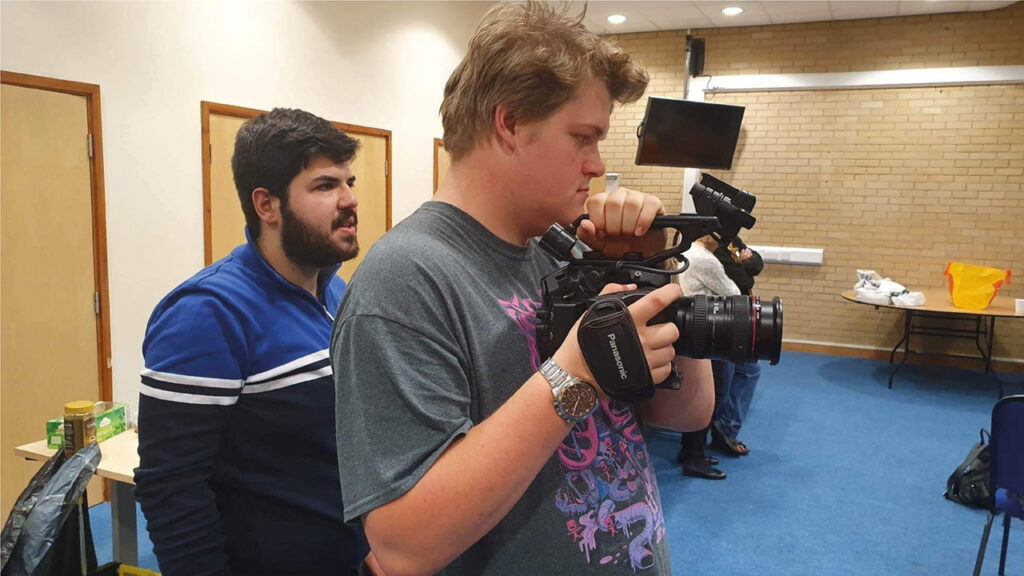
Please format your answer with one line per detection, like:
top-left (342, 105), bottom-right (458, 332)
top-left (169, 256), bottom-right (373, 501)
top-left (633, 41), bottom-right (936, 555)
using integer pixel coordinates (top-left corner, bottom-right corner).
top-left (577, 299), bottom-right (655, 402)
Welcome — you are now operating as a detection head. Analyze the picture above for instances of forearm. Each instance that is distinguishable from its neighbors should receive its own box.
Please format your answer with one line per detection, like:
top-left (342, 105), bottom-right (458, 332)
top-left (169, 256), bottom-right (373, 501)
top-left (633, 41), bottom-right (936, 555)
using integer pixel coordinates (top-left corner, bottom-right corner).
top-left (639, 356), bottom-right (714, 432)
top-left (362, 551), bottom-right (385, 576)
top-left (135, 393), bottom-right (235, 576)
top-left (136, 449), bottom-right (231, 575)
top-left (136, 484), bottom-right (231, 576)
top-left (364, 373), bottom-right (573, 576)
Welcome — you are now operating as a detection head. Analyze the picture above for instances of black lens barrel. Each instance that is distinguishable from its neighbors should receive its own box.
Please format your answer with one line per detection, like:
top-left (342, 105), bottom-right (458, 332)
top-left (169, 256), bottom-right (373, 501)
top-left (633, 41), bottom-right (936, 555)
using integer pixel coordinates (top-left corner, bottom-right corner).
top-left (673, 294), bottom-right (783, 365)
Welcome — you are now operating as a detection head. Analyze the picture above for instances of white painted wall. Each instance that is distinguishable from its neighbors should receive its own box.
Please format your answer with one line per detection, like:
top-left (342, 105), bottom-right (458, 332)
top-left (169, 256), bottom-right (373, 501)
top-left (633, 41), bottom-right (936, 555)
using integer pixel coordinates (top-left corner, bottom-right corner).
top-left (1, 0), bottom-right (492, 410)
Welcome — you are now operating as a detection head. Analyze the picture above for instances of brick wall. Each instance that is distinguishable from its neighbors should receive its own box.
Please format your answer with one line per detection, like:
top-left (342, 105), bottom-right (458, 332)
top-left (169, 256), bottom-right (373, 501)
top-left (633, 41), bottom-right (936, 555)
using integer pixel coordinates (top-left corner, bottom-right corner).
top-left (602, 2), bottom-right (1024, 362)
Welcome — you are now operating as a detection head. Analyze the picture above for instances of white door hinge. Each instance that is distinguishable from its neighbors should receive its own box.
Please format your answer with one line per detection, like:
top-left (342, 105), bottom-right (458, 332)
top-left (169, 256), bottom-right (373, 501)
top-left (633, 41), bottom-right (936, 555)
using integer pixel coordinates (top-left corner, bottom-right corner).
top-left (94, 292), bottom-right (100, 315)
top-left (384, 161), bottom-right (389, 178)
top-left (87, 134), bottom-right (94, 159)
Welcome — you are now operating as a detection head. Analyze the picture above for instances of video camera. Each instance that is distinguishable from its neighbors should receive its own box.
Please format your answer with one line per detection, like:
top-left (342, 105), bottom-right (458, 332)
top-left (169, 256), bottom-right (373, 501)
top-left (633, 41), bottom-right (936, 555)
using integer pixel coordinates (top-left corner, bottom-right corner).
top-left (532, 96), bottom-right (785, 402)
top-left (534, 174), bottom-right (784, 402)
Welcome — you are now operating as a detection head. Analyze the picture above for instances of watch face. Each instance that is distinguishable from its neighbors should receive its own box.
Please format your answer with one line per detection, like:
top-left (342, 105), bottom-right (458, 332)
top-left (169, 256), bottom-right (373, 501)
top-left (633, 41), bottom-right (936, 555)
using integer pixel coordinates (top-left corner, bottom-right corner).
top-left (561, 382), bottom-right (598, 419)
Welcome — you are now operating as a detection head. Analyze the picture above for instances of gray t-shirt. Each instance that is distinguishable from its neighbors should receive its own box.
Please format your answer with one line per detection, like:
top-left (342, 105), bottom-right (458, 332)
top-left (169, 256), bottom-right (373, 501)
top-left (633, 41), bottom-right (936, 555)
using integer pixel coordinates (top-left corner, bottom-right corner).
top-left (332, 201), bottom-right (672, 575)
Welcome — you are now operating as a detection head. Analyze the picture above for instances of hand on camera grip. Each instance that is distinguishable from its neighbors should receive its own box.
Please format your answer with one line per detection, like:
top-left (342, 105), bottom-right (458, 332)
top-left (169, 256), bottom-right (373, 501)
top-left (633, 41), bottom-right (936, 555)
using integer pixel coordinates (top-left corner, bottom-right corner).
top-left (578, 298), bottom-right (654, 401)
top-left (554, 283), bottom-right (681, 402)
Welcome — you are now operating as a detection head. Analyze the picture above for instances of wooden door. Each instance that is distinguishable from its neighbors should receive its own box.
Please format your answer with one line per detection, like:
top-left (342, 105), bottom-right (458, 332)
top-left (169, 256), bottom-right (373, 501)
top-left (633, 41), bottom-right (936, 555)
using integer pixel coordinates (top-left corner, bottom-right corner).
top-left (341, 132), bottom-right (388, 283)
top-left (1, 73), bottom-right (111, 523)
top-left (434, 138), bottom-right (451, 194)
top-left (203, 102), bottom-right (392, 284)
top-left (207, 113), bottom-right (249, 265)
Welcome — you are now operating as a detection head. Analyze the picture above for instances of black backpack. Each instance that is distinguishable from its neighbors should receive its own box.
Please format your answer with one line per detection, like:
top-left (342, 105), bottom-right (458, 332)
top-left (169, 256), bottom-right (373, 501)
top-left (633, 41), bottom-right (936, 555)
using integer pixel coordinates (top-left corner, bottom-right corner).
top-left (944, 429), bottom-right (992, 510)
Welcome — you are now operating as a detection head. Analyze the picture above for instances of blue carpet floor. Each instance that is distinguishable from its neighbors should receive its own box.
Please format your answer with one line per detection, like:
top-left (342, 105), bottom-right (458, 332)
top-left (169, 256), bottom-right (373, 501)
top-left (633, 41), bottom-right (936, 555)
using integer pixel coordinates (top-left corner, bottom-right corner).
top-left (88, 351), bottom-right (1024, 574)
top-left (89, 501), bottom-right (158, 571)
top-left (650, 352), bottom-right (1024, 576)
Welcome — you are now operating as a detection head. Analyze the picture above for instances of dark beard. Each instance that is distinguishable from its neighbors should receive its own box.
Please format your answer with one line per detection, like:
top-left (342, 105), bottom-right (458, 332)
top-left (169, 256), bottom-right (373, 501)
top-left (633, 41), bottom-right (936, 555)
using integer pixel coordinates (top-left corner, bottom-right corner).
top-left (280, 205), bottom-right (359, 268)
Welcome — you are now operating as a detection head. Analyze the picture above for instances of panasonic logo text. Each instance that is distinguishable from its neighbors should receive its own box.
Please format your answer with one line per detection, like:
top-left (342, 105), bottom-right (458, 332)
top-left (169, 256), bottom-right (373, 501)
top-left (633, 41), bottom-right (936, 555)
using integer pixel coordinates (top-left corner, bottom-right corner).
top-left (607, 334), bottom-right (628, 380)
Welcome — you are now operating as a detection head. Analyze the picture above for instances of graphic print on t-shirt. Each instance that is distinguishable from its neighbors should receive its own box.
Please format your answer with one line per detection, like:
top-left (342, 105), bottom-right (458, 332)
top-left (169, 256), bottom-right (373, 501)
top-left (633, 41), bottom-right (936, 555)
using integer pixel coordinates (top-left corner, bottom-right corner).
top-left (498, 293), bottom-right (544, 370)
top-left (499, 294), bottom-right (667, 571)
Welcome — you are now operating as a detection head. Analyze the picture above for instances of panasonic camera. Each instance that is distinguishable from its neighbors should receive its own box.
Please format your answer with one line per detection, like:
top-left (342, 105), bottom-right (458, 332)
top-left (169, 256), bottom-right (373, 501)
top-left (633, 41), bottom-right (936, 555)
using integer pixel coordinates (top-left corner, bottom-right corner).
top-left (535, 174), bottom-right (784, 395)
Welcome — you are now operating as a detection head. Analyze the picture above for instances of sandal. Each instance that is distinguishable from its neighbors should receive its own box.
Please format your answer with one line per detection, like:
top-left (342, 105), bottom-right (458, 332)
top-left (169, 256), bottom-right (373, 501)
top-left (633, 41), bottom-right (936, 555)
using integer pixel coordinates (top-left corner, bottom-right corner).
top-left (710, 423), bottom-right (750, 457)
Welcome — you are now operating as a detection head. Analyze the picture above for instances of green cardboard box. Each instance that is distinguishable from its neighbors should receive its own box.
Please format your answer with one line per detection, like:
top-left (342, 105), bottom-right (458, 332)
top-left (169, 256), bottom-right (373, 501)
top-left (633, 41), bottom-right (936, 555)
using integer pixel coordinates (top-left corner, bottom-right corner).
top-left (46, 402), bottom-right (128, 450)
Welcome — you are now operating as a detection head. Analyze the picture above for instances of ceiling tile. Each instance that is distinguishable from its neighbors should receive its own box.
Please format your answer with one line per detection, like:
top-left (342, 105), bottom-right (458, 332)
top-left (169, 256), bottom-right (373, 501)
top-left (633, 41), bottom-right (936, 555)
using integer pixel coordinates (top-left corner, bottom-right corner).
top-left (699, 1), bottom-right (773, 27)
top-left (578, 0), bottom-right (1017, 34)
top-left (965, 0), bottom-right (1017, 10)
top-left (898, 1), bottom-right (970, 16)
top-left (829, 1), bottom-right (900, 17)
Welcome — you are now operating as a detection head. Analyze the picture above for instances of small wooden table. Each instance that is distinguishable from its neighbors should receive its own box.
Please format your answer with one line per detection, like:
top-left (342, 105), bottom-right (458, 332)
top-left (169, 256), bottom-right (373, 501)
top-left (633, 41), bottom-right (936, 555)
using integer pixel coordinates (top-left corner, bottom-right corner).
top-left (841, 289), bottom-right (1023, 392)
top-left (15, 430), bottom-right (140, 565)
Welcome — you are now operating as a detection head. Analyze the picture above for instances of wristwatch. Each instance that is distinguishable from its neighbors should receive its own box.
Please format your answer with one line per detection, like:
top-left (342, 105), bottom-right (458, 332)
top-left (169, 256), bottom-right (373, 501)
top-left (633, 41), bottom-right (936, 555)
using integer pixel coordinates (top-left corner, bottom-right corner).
top-left (539, 357), bottom-right (599, 423)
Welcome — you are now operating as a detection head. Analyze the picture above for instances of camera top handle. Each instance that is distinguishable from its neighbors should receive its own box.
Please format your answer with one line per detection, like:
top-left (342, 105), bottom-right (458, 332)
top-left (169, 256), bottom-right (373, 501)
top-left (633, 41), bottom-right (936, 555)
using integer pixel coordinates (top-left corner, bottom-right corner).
top-left (539, 213), bottom-right (724, 275)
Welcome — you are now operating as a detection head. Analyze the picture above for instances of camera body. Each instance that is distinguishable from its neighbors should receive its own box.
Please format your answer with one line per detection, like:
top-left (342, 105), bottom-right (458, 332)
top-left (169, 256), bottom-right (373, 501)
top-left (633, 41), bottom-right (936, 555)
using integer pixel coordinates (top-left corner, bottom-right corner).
top-left (535, 225), bottom-right (697, 361)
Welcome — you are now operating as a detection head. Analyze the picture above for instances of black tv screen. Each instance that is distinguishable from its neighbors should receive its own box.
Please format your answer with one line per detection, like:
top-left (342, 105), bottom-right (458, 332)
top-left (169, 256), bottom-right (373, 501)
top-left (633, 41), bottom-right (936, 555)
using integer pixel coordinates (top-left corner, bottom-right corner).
top-left (634, 97), bottom-right (744, 170)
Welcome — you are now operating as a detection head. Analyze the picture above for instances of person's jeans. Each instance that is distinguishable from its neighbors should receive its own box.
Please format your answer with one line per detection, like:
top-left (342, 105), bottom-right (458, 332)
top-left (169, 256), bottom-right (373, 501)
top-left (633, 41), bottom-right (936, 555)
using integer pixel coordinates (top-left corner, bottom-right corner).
top-left (710, 358), bottom-right (734, 402)
top-left (713, 360), bottom-right (761, 438)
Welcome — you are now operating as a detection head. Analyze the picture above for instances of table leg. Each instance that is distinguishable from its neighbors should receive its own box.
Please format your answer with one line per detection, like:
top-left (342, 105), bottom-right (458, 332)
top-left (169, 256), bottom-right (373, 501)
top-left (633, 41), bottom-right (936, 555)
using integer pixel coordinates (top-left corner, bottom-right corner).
top-left (889, 310), bottom-right (913, 389)
top-left (889, 328), bottom-right (908, 365)
top-left (973, 317), bottom-right (987, 366)
top-left (110, 480), bottom-right (138, 566)
top-left (987, 318), bottom-right (1004, 398)
top-left (986, 317), bottom-right (996, 376)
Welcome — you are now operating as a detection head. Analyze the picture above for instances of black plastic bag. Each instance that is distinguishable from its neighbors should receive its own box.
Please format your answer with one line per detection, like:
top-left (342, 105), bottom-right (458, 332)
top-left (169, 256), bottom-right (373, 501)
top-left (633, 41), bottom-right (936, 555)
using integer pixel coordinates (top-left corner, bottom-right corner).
top-left (944, 428), bottom-right (992, 510)
top-left (1, 444), bottom-right (100, 576)
top-left (1, 450), bottom-right (66, 568)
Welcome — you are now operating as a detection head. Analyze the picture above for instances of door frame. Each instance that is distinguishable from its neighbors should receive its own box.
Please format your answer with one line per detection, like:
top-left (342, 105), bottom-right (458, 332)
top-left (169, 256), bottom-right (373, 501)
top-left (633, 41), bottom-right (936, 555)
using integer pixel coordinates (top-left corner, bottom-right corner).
top-left (1, 70), bottom-right (114, 403)
top-left (433, 137), bottom-right (445, 193)
top-left (201, 101), bottom-right (392, 265)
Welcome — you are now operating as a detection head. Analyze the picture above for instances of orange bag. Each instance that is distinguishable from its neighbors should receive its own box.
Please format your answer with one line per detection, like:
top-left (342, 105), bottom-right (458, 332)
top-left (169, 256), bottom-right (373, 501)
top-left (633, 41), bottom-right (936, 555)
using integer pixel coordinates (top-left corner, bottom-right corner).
top-left (944, 261), bottom-right (1011, 310)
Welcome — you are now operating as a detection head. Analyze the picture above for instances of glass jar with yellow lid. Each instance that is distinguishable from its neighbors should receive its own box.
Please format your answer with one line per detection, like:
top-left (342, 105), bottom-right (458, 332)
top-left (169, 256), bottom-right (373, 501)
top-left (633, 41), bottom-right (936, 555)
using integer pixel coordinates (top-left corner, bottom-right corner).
top-left (63, 400), bottom-right (97, 457)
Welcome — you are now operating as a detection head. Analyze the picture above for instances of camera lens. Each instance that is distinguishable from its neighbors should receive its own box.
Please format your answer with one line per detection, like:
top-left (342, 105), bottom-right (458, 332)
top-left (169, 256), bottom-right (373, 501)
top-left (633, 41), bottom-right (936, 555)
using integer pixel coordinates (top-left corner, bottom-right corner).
top-left (674, 294), bottom-right (783, 365)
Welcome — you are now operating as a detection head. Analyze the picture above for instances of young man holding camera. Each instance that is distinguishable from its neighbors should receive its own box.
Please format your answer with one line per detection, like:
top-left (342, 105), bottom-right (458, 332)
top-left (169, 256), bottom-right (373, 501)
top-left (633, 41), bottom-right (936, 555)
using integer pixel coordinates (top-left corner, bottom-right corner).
top-left (331, 3), bottom-right (714, 574)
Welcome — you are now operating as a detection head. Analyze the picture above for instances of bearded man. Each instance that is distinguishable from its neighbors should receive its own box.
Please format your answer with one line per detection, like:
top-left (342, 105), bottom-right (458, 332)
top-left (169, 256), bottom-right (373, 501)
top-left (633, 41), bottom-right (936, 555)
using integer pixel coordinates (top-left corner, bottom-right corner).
top-left (136, 108), bottom-right (377, 576)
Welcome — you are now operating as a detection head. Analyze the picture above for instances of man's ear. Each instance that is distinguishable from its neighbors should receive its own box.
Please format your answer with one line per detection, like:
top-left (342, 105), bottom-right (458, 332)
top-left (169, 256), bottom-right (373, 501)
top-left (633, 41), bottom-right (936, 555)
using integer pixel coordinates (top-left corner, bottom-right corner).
top-left (252, 188), bottom-right (281, 229)
top-left (493, 104), bottom-right (519, 152)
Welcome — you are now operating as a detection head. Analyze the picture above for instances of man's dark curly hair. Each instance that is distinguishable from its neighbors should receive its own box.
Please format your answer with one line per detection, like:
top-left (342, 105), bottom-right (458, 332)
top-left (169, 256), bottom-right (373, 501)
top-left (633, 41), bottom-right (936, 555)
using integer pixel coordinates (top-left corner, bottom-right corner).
top-left (232, 108), bottom-right (359, 240)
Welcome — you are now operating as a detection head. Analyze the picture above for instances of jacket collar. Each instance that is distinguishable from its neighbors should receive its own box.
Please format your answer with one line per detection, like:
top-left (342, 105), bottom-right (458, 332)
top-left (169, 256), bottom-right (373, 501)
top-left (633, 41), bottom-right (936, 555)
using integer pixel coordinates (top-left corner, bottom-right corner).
top-left (235, 227), bottom-right (342, 304)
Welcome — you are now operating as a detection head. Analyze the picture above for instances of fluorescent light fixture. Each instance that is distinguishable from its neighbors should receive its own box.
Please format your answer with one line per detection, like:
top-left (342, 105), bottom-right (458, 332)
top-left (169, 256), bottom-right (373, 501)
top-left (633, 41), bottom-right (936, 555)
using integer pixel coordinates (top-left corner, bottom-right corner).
top-left (721, 7), bottom-right (743, 16)
top-left (607, 14), bottom-right (627, 24)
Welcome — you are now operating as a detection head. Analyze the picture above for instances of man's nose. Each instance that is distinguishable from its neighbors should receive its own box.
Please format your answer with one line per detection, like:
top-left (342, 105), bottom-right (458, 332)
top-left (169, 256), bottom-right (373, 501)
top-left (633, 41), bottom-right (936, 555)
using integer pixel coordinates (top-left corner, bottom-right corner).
top-left (583, 154), bottom-right (605, 179)
top-left (339, 184), bottom-right (358, 209)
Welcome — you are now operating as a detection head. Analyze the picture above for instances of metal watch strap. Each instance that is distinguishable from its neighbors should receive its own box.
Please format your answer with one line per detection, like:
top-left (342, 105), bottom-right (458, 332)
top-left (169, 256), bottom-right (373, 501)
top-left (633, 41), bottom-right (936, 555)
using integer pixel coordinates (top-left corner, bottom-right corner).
top-left (539, 357), bottom-right (578, 390)
top-left (539, 357), bottom-right (597, 423)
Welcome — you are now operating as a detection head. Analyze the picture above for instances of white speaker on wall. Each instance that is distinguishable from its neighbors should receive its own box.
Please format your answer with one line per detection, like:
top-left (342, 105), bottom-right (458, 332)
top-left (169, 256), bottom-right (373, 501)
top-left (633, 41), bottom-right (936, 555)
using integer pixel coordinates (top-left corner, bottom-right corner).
top-left (605, 173), bottom-right (620, 192)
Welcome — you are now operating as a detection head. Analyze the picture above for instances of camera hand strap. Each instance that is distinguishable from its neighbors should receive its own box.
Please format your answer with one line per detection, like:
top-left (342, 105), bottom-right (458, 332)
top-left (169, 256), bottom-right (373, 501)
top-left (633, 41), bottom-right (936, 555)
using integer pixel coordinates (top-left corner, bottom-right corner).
top-left (577, 298), bottom-right (655, 402)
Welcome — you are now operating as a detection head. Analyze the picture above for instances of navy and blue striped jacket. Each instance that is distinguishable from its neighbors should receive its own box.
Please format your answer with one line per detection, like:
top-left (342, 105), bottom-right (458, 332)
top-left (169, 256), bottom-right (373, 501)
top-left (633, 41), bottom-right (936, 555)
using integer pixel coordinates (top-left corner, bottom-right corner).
top-left (135, 232), bottom-right (368, 576)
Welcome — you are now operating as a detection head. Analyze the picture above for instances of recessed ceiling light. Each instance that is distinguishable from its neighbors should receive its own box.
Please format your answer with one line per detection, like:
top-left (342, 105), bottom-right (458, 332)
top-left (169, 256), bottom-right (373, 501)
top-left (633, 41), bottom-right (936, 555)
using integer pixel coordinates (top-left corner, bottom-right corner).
top-left (722, 7), bottom-right (744, 16)
top-left (607, 14), bottom-right (627, 24)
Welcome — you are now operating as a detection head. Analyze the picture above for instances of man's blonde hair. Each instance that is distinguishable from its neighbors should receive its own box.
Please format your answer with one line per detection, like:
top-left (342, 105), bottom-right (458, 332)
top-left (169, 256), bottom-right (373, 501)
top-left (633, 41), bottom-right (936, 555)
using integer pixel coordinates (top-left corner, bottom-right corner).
top-left (440, 1), bottom-right (649, 161)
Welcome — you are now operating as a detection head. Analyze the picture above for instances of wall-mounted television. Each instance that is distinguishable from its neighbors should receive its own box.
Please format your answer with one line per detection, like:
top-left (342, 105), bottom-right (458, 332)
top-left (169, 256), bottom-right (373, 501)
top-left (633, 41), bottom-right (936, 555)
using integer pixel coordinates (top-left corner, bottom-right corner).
top-left (634, 97), bottom-right (745, 170)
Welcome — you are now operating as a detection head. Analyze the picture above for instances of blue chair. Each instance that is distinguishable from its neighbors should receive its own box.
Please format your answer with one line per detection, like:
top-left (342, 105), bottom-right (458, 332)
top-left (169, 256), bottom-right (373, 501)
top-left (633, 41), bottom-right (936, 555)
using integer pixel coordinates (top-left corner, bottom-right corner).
top-left (973, 395), bottom-right (1024, 576)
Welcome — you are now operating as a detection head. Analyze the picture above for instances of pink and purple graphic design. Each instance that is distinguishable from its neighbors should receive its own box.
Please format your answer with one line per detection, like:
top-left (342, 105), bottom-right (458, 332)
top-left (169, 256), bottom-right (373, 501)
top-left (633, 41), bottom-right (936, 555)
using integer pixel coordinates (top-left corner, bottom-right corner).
top-left (499, 293), bottom-right (667, 571)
